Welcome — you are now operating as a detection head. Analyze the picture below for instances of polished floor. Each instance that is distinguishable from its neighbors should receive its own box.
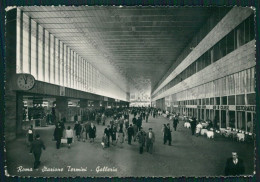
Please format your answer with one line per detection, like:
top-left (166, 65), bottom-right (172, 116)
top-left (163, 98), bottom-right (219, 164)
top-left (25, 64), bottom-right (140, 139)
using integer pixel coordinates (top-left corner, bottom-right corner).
top-left (6, 114), bottom-right (254, 177)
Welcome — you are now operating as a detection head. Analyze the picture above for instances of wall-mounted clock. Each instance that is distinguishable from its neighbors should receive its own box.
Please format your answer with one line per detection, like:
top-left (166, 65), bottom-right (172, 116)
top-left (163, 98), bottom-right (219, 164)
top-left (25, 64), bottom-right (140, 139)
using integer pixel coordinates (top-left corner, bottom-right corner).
top-left (17, 74), bottom-right (35, 90)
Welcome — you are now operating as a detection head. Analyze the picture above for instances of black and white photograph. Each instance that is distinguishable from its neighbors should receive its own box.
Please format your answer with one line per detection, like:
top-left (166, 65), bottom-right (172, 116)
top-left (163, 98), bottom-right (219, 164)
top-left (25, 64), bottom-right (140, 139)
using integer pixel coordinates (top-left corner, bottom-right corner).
top-left (3, 5), bottom-right (257, 178)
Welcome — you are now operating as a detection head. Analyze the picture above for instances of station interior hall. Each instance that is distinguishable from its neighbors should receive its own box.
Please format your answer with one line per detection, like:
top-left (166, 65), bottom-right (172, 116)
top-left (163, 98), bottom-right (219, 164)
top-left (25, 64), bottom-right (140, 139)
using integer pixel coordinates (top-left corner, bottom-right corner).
top-left (4, 6), bottom-right (256, 177)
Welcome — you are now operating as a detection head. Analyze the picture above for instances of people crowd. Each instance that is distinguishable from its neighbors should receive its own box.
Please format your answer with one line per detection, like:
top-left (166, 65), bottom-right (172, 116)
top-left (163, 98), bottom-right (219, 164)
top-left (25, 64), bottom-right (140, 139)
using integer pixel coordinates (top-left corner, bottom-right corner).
top-left (27, 106), bottom-right (246, 175)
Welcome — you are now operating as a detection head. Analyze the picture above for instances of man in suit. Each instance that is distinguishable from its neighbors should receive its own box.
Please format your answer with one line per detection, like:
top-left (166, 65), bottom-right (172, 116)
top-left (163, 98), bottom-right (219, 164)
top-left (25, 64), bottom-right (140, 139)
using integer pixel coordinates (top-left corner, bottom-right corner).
top-left (225, 152), bottom-right (245, 176)
top-left (173, 116), bottom-right (179, 131)
top-left (132, 116), bottom-right (137, 125)
top-left (127, 124), bottom-right (134, 145)
top-left (135, 127), bottom-right (146, 154)
top-left (104, 125), bottom-right (112, 147)
top-left (146, 128), bottom-right (155, 154)
top-left (136, 117), bottom-right (142, 131)
top-left (190, 117), bottom-right (197, 135)
top-left (53, 123), bottom-right (63, 149)
top-left (165, 123), bottom-right (172, 146)
top-left (30, 134), bottom-right (46, 169)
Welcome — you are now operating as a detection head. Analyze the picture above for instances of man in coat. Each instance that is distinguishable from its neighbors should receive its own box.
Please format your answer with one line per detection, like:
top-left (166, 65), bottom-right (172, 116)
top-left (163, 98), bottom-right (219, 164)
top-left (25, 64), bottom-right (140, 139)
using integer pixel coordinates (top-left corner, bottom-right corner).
top-left (53, 123), bottom-right (63, 149)
top-left (104, 125), bottom-right (112, 147)
top-left (30, 134), bottom-right (46, 169)
top-left (127, 124), bottom-right (134, 145)
top-left (173, 116), bottom-right (179, 131)
top-left (190, 117), bottom-right (197, 135)
top-left (164, 123), bottom-right (172, 146)
top-left (146, 128), bottom-right (155, 154)
top-left (132, 116), bottom-right (137, 125)
top-left (74, 121), bottom-right (82, 141)
top-left (137, 116), bottom-right (142, 131)
top-left (225, 152), bottom-right (245, 176)
top-left (135, 127), bottom-right (146, 154)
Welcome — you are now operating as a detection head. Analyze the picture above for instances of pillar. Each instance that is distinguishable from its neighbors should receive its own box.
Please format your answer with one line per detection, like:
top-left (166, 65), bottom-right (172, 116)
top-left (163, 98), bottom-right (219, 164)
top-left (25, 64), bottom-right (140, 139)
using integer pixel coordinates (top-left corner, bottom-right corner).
top-left (5, 9), bottom-right (18, 141)
top-left (16, 93), bottom-right (24, 135)
top-left (80, 99), bottom-right (88, 121)
top-left (93, 100), bottom-right (100, 109)
top-left (55, 97), bottom-right (68, 122)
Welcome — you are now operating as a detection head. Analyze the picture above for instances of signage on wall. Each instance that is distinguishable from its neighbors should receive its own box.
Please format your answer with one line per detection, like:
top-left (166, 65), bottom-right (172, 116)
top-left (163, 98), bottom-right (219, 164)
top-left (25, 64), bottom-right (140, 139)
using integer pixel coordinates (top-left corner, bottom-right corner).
top-left (213, 105), bottom-right (229, 110)
top-left (197, 105), bottom-right (206, 109)
top-left (236, 106), bottom-right (255, 111)
top-left (178, 105), bottom-right (186, 108)
top-left (60, 86), bottom-right (65, 96)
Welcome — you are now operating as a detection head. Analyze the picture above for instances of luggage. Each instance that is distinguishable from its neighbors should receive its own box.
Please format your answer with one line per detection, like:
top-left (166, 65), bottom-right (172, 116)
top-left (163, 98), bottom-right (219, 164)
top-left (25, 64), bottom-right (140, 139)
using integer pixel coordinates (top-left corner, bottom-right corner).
top-left (61, 138), bottom-right (67, 144)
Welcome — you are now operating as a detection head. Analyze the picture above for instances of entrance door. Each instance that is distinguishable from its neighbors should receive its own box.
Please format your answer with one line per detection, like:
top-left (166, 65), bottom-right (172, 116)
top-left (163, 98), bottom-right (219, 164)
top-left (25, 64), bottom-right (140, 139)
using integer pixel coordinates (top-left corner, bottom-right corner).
top-left (215, 110), bottom-right (220, 129)
top-left (246, 112), bottom-right (253, 133)
top-left (237, 111), bottom-right (246, 131)
top-left (229, 111), bottom-right (235, 128)
top-left (221, 110), bottom-right (227, 128)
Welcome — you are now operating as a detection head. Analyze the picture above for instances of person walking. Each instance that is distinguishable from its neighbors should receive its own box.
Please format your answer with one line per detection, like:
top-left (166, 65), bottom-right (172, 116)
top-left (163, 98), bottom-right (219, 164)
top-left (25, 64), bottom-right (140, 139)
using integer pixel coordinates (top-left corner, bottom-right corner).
top-left (145, 112), bottom-right (149, 123)
top-left (132, 116), bottom-right (137, 125)
top-left (26, 125), bottom-right (34, 147)
top-left (89, 122), bottom-right (96, 143)
top-left (127, 124), bottom-right (134, 145)
top-left (74, 121), bottom-right (82, 141)
top-left (135, 127), bottom-right (146, 154)
top-left (146, 128), bottom-right (155, 154)
top-left (111, 125), bottom-right (117, 145)
top-left (85, 121), bottom-right (91, 140)
top-left (225, 152), bottom-right (245, 176)
top-left (173, 116), bottom-right (179, 131)
top-left (65, 126), bottom-right (74, 149)
top-left (133, 124), bottom-right (138, 142)
top-left (164, 123), bottom-right (172, 146)
top-left (101, 133), bottom-right (108, 148)
top-left (81, 122), bottom-right (86, 142)
top-left (117, 126), bottom-right (125, 148)
top-left (53, 123), bottom-right (63, 149)
top-left (104, 125), bottom-right (112, 147)
top-left (137, 116), bottom-right (142, 131)
top-left (190, 117), bottom-right (197, 136)
top-left (101, 113), bottom-right (106, 126)
top-left (162, 124), bottom-right (167, 144)
top-left (30, 134), bottom-right (45, 169)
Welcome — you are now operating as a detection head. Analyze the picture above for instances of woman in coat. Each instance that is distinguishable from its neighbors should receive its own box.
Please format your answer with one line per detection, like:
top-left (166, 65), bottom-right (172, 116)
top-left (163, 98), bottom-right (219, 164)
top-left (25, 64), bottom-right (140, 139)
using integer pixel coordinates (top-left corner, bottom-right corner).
top-left (65, 126), bottom-right (74, 148)
top-left (81, 123), bottom-right (86, 142)
top-left (89, 122), bottom-right (96, 143)
top-left (74, 121), bottom-right (82, 141)
top-left (117, 126), bottom-right (125, 148)
top-left (27, 125), bottom-right (34, 147)
top-left (111, 125), bottom-right (117, 145)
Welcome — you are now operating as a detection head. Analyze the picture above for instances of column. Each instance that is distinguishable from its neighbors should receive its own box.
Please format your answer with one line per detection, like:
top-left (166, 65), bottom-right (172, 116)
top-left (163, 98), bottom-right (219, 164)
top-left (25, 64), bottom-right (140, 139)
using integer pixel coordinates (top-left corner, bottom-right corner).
top-left (93, 100), bottom-right (100, 109)
top-left (80, 99), bottom-right (88, 121)
top-left (16, 93), bottom-right (24, 135)
top-left (55, 97), bottom-right (68, 122)
top-left (5, 9), bottom-right (18, 141)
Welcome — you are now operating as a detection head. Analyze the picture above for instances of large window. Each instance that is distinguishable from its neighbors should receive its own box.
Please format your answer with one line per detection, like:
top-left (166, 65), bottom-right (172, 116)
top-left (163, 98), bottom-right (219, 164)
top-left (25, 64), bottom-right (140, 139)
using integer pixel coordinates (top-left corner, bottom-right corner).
top-left (247, 93), bottom-right (256, 105)
top-left (153, 14), bottom-right (255, 99)
top-left (38, 25), bottom-right (44, 81)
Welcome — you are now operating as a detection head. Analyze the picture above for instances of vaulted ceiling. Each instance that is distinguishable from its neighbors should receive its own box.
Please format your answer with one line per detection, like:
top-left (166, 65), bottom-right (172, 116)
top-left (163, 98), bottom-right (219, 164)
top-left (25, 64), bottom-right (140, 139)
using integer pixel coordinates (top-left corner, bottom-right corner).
top-left (20, 6), bottom-right (221, 97)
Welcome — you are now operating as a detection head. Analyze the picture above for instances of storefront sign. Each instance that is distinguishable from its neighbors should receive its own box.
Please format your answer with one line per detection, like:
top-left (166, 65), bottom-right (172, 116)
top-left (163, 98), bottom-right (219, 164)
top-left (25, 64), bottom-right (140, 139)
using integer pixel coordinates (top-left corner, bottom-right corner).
top-left (178, 105), bottom-right (186, 108)
top-left (197, 105), bottom-right (206, 109)
top-left (33, 99), bottom-right (43, 105)
top-left (236, 106), bottom-right (255, 111)
top-left (213, 105), bottom-right (229, 110)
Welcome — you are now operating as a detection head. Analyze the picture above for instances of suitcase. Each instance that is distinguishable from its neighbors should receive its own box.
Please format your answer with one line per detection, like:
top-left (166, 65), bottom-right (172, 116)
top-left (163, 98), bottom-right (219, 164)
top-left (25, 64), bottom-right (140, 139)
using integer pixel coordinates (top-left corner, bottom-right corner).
top-left (61, 138), bottom-right (67, 144)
